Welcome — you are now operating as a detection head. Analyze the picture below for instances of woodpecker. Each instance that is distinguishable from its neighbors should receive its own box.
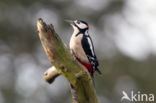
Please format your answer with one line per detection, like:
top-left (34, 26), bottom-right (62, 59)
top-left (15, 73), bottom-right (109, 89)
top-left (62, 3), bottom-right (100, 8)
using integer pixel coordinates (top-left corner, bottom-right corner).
top-left (67, 20), bottom-right (101, 77)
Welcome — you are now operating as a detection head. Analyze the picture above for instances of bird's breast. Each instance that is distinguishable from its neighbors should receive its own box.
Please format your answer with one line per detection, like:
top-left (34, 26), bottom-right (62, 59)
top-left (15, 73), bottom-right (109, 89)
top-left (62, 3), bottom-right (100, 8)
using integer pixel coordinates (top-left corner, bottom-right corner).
top-left (69, 34), bottom-right (89, 62)
top-left (70, 34), bottom-right (82, 48)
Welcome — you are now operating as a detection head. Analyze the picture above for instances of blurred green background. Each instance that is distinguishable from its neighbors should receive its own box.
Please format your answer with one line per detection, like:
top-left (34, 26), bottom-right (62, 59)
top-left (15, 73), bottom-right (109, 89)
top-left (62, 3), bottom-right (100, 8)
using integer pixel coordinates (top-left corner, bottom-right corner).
top-left (0, 0), bottom-right (156, 103)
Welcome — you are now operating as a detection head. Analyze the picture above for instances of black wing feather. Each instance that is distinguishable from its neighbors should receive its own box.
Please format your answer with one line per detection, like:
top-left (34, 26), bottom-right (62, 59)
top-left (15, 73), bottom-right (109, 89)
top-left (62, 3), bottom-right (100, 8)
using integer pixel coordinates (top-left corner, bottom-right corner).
top-left (81, 35), bottom-right (100, 73)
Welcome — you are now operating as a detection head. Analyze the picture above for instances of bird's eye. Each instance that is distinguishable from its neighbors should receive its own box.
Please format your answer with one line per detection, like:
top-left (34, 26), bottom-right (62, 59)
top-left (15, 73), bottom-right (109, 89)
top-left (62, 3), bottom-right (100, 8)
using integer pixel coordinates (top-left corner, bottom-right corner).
top-left (77, 20), bottom-right (80, 24)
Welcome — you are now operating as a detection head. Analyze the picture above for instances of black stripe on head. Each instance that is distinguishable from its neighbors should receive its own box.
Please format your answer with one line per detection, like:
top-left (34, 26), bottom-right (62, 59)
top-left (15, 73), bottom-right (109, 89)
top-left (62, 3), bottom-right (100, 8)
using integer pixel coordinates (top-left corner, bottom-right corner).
top-left (75, 20), bottom-right (89, 28)
top-left (79, 20), bottom-right (88, 27)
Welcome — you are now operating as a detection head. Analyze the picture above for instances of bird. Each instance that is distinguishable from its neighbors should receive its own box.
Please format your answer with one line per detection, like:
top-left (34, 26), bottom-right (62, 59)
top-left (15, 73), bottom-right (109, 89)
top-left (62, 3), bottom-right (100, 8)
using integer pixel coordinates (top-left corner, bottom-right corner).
top-left (66, 19), bottom-right (101, 77)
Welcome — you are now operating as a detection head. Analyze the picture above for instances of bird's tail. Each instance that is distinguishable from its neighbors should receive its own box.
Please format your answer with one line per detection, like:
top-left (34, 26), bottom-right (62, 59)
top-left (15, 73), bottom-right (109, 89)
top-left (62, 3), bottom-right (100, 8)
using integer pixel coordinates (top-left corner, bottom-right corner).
top-left (91, 67), bottom-right (102, 86)
top-left (96, 68), bottom-right (102, 75)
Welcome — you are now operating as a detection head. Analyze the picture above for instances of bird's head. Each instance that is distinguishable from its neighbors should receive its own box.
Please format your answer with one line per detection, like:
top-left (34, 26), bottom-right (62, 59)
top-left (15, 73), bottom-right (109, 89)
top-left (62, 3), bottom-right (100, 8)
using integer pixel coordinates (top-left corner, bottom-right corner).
top-left (66, 20), bottom-right (89, 31)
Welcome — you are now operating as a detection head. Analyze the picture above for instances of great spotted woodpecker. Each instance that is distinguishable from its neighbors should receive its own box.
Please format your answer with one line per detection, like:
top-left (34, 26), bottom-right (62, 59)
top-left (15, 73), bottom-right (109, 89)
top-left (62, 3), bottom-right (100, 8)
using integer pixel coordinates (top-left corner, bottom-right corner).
top-left (67, 20), bottom-right (101, 77)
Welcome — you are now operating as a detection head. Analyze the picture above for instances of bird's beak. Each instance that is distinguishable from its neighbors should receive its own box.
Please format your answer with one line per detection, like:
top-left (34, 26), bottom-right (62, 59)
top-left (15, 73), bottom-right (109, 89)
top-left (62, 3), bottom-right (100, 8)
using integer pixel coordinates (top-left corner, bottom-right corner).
top-left (64, 20), bottom-right (74, 25)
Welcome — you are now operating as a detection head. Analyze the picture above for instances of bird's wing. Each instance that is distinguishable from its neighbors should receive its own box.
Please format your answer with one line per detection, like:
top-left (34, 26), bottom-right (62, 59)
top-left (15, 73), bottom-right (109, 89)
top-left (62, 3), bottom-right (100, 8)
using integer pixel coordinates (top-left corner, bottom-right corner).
top-left (81, 35), bottom-right (99, 69)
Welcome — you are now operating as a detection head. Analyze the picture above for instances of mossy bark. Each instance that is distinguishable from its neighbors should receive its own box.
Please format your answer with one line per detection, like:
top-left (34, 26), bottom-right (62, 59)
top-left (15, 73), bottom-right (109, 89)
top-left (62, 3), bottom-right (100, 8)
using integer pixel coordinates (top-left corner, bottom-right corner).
top-left (36, 18), bottom-right (99, 103)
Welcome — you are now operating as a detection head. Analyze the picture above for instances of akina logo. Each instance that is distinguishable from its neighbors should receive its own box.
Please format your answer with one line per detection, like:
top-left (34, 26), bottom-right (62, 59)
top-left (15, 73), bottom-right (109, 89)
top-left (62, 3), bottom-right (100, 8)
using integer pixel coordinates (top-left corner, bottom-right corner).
top-left (121, 91), bottom-right (155, 102)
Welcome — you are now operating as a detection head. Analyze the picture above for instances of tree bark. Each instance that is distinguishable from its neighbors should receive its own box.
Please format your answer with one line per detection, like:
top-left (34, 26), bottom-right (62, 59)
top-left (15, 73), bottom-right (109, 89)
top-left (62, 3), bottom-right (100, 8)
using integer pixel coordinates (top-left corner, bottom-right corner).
top-left (44, 66), bottom-right (60, 84)
top-left (36, 18), bottom-right (99, 103)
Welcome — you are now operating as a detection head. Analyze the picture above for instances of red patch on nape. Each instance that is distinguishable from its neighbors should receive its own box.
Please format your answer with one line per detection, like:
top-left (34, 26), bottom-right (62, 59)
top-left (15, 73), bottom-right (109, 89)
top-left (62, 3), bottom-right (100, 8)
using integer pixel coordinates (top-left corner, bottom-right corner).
top-left (76, 57), bottom-right (93, 73)
top-left (87, 24), bottom-right (89, 28)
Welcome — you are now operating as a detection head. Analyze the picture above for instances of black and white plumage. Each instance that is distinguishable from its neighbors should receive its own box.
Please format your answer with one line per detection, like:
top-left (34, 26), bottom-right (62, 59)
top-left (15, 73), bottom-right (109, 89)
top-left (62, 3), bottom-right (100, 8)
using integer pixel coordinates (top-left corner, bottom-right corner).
top-left (82, 34), bottom-right (99, 69)
top-left (68, 20), bottom-right (101, 77)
